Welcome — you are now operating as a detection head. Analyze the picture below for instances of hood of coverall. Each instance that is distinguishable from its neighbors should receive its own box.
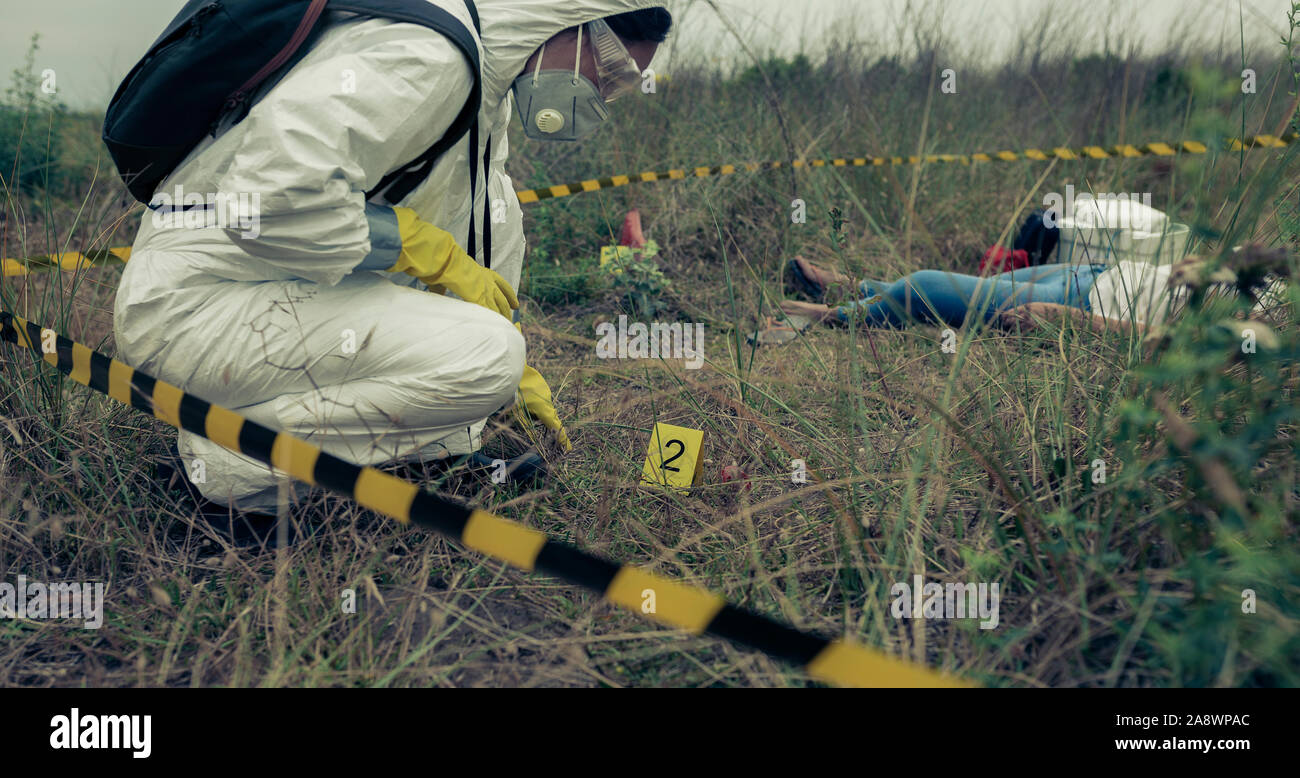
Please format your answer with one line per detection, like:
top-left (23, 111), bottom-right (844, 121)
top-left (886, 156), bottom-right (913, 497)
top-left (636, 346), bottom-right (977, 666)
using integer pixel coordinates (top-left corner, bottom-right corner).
top-left (431, 0), bottom-right (671, 109)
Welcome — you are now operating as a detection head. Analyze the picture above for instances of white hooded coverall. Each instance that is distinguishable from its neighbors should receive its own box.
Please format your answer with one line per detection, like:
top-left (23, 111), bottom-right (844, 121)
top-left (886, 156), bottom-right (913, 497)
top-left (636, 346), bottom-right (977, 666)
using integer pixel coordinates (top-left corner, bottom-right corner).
top-left (113, 0), bottom-right (667, 511)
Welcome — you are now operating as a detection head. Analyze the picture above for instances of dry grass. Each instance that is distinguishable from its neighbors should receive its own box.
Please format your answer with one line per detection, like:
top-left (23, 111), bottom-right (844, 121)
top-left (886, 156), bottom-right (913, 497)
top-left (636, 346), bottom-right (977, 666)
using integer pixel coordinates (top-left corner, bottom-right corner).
top-left (2, 3), bottom-right (1299, 687)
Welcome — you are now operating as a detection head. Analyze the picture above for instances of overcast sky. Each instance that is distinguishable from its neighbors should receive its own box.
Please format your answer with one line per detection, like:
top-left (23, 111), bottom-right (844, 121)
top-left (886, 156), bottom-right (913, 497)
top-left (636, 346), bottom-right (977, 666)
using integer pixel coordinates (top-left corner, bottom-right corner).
top-left (2, 0), bottom-right (1295, 109)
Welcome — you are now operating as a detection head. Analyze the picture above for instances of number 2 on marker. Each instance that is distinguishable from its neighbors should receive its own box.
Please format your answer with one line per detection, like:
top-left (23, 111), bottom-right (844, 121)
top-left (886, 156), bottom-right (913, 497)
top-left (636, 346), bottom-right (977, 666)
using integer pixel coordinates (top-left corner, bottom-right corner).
top-left (660, 439), bottom-right (685, 471)
top-left (640, 422), bottom-right (704, 493)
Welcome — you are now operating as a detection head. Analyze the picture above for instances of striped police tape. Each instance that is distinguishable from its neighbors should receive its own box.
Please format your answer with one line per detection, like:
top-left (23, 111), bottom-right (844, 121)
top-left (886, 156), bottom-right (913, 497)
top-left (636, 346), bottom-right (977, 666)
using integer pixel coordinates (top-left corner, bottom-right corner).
top-left (3, 247), bottom-right (133, 278)
top-left (4, 133), bottom-right (1294, 277)
top-left (0, 308), bottom-right (969, 688)
top-left (512, 132), bottom-right (1297, 203)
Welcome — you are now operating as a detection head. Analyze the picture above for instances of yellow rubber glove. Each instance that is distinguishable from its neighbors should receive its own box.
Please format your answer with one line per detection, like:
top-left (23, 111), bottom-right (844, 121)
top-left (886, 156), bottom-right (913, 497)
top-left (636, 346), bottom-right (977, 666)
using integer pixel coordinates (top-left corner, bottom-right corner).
top-left (388, 207), bottom-right (518, 319)
top-left (515, 364), bottom-right (572, 452)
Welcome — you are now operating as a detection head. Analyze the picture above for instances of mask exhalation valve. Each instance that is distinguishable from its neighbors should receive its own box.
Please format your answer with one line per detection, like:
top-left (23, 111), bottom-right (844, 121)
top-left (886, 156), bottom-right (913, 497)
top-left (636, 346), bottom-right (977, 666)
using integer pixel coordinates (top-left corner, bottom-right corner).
top-left (535, 108), bottom-right (566, 134)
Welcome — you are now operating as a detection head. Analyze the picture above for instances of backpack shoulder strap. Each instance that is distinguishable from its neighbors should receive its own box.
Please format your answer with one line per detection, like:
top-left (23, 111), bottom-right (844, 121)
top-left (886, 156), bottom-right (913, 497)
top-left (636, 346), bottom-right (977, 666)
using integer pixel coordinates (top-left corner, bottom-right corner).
top-left (333, 0), bottom-right (482, 203)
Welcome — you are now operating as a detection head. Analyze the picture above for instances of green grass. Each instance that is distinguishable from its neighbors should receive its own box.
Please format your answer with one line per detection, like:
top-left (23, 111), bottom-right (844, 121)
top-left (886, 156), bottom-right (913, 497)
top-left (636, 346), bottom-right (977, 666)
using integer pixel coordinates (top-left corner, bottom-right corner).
top-left (1, 9), bottom-right (1298, 687)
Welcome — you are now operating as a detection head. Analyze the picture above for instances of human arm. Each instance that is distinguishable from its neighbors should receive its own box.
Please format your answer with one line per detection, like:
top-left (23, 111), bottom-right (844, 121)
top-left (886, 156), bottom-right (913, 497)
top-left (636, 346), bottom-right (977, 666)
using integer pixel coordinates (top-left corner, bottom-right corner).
top-left (216, 25), bottom-right (474, 285)
top-left (997, 302), bottom-right (1151, 337)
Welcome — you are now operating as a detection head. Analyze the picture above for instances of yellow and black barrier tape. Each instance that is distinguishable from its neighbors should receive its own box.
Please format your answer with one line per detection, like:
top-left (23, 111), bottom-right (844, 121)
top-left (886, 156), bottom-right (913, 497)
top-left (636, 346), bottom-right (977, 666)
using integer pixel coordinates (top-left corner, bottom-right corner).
top-left (512, 132), bottom-right (1297, 204)
top-left (4, 133), bottom-right (1294, 277)
top-left (0, 308), bottom-right (968, 688)
top-left (3, 247), bottom-right (132, 278)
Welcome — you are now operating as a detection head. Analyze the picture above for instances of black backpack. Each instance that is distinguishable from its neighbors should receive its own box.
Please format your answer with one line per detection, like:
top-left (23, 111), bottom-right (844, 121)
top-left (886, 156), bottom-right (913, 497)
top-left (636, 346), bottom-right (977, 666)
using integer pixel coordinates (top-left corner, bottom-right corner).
top-left (103, 0), bottom-right (482, 212)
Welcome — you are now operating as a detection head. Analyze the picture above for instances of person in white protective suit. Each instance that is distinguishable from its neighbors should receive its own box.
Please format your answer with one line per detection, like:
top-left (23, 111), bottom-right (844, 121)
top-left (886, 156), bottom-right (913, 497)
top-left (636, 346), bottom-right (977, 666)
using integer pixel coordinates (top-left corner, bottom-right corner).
top-left (113, 0), bottom-right (673, 517)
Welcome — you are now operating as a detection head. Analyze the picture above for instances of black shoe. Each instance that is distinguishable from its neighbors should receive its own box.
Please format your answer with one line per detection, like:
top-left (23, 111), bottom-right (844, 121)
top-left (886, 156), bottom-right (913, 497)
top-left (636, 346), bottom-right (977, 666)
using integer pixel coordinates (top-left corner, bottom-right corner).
top-left (390, 450), bottom-right (547, 487)
top-left (153, 442), bottom-right (188, 495)
top-left (787, 258), bottom-right (827, 301)
top-left (194, 500), bottom-right (289, 549)
top-left (465, 451), bottom-right (547, 486)
top-left (154, 441), bottom-right (306, 549)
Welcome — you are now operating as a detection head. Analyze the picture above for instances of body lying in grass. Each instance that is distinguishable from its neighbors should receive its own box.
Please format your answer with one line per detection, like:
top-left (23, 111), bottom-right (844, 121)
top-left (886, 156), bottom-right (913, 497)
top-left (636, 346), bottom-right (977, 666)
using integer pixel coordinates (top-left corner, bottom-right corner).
top-left (780, 255), bottom-right (1286, 337)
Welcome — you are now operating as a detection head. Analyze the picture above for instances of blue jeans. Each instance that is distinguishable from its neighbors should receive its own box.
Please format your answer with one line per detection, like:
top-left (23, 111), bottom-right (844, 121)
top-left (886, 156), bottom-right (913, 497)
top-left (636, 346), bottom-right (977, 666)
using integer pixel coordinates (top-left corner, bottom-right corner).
top-left (836, 263), bottom-right (1108, 327)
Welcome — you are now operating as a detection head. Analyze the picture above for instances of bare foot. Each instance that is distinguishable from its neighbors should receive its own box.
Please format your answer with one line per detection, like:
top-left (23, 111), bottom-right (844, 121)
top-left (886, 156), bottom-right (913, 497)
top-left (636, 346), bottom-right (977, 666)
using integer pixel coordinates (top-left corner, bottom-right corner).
top-left (780, 299), bottom-right (838, 325)
top-left (794, 256), bottom-right (852, 290)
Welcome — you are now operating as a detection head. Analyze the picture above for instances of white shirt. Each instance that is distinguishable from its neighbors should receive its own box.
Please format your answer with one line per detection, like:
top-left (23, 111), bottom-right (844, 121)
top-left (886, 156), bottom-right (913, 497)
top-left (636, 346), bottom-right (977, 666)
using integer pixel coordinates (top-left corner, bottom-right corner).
top-left (1087, 260), bottom-right (1185, 327)
top-left (1088, 260), bottom-right (1287, 326)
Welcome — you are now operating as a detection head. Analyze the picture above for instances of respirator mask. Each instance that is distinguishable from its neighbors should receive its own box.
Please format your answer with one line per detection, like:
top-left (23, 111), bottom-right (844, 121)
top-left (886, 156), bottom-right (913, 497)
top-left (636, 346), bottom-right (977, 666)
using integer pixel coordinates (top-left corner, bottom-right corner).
top-left (512, 18), bottom-right (643, 142)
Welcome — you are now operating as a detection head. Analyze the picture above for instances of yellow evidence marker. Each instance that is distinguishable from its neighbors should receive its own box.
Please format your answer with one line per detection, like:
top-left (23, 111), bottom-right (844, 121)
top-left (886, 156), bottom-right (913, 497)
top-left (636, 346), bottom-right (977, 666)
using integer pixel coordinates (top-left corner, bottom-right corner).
top-left (640, 422), bottom-right (704, 493)
top-left (599, 245), bottom-right (634, 274)
top-left (599, 240), bottom-right (660, 276)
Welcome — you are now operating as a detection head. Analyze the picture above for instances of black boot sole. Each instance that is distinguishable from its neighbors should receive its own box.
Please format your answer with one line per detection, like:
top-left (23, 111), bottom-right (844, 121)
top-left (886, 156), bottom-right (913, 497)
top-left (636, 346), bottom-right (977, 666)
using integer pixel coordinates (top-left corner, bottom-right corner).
top-left (154, 442), bottom-right (310, 549)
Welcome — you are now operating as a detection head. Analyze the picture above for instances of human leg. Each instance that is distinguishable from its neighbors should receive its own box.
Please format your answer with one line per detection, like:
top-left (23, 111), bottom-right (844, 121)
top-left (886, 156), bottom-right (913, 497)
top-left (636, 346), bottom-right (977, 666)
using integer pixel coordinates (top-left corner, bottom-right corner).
top-left (835, 268), bottom-right (1085, 327)
top-left (116, 254), bottom-right (525, 512)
